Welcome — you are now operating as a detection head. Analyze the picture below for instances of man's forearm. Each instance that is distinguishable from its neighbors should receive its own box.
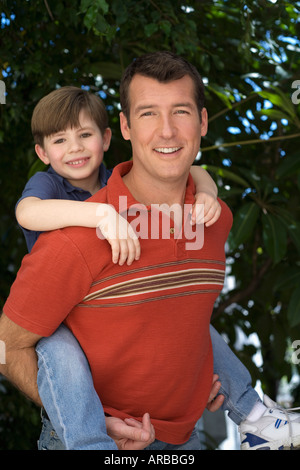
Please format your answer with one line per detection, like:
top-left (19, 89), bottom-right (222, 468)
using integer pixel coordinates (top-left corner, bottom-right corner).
top-left (0, 346), bottom-right (42, 407)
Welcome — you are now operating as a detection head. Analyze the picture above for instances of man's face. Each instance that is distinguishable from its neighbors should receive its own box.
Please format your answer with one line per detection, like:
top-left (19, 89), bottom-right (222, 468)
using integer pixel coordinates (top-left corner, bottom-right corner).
top-left (120, 74), bottom-right (208, 185)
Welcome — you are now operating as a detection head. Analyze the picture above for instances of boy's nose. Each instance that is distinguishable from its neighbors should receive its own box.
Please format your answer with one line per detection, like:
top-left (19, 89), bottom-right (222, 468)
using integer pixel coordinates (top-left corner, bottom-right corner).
top-left (69, 137), bottom-right (84, 151)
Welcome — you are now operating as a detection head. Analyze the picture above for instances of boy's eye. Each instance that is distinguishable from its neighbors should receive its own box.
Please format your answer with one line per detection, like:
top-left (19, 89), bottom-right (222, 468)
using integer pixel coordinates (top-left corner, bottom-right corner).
top-left (81, 132), bottom-right (92, 138)
top-left (53, 138), bottom-right (65, 144)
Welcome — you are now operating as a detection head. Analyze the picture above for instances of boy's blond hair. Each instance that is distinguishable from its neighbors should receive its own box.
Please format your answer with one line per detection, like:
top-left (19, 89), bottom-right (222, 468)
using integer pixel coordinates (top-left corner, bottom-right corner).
top-left (31, 86), bottom-right (109, 147)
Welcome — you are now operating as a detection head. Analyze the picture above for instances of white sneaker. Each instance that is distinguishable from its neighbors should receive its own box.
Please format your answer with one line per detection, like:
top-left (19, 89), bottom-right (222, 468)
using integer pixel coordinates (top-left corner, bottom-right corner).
top-left (239, 395), bottom-right (300, 450)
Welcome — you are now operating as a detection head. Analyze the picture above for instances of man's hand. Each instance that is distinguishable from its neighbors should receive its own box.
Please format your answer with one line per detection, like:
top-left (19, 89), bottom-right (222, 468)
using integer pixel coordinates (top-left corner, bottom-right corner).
top-left (206, 374), bottom-right (225, 412)
top-left (191, 192), bottom-right (221, 227)
top-left (96, 204), bottom-right (141, 266)
top-left (105, 413), bottom-right (155, 450)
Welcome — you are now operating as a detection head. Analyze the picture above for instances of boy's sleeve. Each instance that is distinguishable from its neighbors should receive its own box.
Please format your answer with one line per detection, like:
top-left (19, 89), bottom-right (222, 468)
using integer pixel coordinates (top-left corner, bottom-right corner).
top-left (16, 171), bottom-right (60, 207)
top-left (16, 171), bottom-right (61, 252)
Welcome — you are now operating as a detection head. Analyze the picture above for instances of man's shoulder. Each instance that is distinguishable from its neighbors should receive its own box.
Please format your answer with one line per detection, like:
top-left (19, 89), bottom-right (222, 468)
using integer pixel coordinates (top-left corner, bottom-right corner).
top-left (217, 197), bottom-right (233, 232)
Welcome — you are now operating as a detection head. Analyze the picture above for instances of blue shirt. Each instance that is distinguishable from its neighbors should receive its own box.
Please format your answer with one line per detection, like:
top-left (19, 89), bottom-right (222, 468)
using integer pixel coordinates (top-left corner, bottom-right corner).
top-left (17, 163), bottom-right (112, 252)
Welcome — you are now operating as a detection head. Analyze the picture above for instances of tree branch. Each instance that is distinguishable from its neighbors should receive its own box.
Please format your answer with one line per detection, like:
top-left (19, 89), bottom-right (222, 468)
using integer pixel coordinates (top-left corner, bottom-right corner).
top-left (44, 0), bottom-right (54, 21)
top-left (202, 132), bottom-right (300, 153)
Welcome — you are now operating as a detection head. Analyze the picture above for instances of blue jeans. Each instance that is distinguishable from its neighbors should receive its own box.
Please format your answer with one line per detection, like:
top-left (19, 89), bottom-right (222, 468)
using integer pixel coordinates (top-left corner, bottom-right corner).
top-left (36, 324), bottom-right (261, 450)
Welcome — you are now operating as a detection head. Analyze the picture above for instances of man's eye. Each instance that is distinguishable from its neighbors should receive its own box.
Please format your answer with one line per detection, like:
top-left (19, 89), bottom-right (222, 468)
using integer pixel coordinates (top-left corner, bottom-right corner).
top-left (141, 111), bottom-right (154, 117)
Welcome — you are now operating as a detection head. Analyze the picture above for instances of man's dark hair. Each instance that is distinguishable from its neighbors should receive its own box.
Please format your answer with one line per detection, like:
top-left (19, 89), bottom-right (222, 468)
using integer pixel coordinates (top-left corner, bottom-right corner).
top-left (120, 51), bottom-right (205, 126)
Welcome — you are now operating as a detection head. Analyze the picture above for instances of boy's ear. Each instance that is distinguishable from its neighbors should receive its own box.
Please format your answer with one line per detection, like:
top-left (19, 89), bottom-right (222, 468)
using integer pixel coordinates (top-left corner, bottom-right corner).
top-left (103, 128), bottom-right (112, 151)
top-left (35, 144), bottom-right (50, 165)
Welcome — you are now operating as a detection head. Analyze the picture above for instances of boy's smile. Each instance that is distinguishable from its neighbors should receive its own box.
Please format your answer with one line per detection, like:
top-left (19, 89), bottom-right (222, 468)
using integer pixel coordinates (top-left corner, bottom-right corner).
top-left (35, 110), bottom-right (111, 194)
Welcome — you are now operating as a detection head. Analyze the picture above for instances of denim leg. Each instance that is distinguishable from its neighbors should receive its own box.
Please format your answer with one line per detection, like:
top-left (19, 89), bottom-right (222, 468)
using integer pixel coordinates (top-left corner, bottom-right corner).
top-left (36, 324), bottom-right (118, 450)
top-left (210, 324), bottom-right (262, 425)
top-left (145, 428), bottom-right (202, 450)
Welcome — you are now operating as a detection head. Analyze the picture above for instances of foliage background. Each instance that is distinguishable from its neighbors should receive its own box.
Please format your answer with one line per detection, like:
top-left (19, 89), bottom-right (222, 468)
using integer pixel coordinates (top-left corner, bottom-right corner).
top-left (0, 0), bottom-right (299, 450)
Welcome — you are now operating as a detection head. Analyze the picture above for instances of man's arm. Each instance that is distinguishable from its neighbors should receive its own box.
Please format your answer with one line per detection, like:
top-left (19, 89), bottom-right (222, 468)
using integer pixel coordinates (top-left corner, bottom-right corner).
top-left (0, 313), bottom-right (43, 406)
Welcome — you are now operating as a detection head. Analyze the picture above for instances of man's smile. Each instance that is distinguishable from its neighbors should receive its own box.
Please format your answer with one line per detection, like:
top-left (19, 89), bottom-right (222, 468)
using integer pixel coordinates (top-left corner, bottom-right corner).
top-left (154, 147), bottom-right (182, 154)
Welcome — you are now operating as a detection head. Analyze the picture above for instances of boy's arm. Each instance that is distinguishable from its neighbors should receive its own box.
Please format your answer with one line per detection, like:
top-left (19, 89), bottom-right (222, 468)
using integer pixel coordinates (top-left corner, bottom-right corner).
top-left (190, 166), bottom-right (221, 227)
top-left (16, 197), bottom-right (140, 265)
top-left (190, 166), bottom-right (218, 198)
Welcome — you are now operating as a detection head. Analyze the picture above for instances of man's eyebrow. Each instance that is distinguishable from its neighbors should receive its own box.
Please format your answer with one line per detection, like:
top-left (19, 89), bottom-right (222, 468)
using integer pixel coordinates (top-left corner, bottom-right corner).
top-left (173, 102), bottom-right (196, 109)
top-left (134, 104), bottom-right (155, 114)
top-left (134, 102), bottom-right (195, 113)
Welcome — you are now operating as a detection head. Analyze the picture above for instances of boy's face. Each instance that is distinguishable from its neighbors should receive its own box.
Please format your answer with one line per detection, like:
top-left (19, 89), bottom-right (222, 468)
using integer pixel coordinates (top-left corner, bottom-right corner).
top-left (35, 110), bottom-right (111, 192)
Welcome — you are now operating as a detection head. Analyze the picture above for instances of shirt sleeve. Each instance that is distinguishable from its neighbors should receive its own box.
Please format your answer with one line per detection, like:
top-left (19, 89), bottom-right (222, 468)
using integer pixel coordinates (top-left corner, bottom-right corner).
top-left (3, 229), bottom-right (93, 336)
top-left (15, 171), bottom-right (65, 252)
top-left (16, 171), bottom-right (61, 206)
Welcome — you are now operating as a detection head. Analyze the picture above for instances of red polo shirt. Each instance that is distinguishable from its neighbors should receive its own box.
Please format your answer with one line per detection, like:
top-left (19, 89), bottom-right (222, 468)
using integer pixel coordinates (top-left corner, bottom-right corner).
top-left (3, 161), bottom-right (233, 444)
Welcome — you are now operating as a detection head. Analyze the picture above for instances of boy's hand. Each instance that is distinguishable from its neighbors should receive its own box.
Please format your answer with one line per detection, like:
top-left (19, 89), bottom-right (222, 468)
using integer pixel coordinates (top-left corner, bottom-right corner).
top-left (105, 413), bottom-right (155, 450)
top-left (190, 192), bottom-right (221, 227)
top-left (96, 204), bottom-right (140, 265)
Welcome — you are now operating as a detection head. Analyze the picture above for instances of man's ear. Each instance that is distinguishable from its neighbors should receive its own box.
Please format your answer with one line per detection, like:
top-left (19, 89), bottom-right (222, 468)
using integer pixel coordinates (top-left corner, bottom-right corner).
top-left (35, 144), bottom-right (50, 165)
top-left (119, 112), bottom-right (131, 141)
top-left (200, 108), bottom-right (208, 137)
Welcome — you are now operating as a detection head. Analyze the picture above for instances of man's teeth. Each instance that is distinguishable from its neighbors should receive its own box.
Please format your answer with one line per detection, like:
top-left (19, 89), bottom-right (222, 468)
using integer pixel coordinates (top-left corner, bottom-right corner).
top-left (155, 147), bottom-right (181, 153)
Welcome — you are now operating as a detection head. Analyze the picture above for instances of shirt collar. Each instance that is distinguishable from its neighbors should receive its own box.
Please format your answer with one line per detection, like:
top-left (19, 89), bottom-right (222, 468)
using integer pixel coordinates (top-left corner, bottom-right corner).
top-left (47, 164), bottom-right (108, 195)
top-left (106, 161), bottom-right (196, 213)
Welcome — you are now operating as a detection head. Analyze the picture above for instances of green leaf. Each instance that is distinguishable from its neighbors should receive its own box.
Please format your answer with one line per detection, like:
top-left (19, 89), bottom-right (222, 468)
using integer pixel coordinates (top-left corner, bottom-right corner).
top-left (144, 23), bottom-right (159, 37)
top-left (287, 288), bottom-right (300, 327)
top-left (262, 213), bottom-right (287, 264)
top-left (207, 84), bottom-right (233, 109)
top-left (230, 202), bottom-right (260, 248)
top-left (27, 159), bottom-right (47, 179)
top-left (259, 108), bottom-right (292, 122)
top-left (258, 87), bottom-right (296, 119)
top-left (274, 267), bottom-right (300, 291)
top-left (276, 152), bottom-right (300, 178)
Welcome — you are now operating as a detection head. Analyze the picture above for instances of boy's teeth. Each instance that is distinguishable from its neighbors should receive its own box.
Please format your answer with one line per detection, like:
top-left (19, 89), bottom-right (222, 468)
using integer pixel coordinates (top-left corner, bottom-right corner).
top-left (68, 159), bottom-right (86, 165)
top-left (155, 147), bottom-right (180, 153)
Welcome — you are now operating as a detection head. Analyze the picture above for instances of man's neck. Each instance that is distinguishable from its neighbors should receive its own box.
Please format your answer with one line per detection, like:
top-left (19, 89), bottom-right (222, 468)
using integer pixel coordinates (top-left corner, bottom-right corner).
top-left (122, 169), bottom-right (188, 208)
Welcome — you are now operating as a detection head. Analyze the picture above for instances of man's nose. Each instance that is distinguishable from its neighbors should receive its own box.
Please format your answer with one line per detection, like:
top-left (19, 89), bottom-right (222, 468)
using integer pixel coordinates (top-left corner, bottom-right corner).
top-left (158, 115), bottom-right (177, 139)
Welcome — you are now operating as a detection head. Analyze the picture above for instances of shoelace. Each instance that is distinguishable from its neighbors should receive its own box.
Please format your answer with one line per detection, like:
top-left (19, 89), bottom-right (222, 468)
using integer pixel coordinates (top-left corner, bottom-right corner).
top-left (273, 402), bottom-right (300, 448)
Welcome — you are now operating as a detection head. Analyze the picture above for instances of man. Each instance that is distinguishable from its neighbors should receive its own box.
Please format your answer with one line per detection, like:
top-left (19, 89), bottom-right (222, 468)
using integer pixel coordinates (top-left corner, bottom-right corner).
top-left (0, 51), bottom-right (232, 450)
